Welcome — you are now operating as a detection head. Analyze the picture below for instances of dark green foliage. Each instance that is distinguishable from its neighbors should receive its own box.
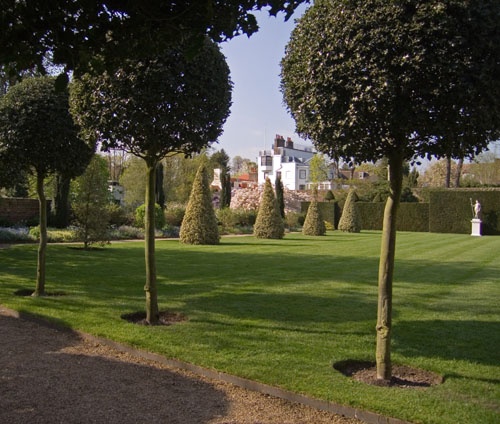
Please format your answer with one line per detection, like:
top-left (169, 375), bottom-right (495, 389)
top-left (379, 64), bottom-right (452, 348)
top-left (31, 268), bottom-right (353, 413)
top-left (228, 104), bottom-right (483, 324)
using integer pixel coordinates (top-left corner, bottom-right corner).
top-left (324, 190), bottom-right (335, 202)
top-left (254, 178), bottom-right (285, 239)
top-left (52, 174), bottom-right (72, 228)
top-left (220, 169), bottom-right (232, 209)
top-left (303, 199), bottom-right (326, 236)
top-left (429, 189), bottom-right (500, 235)
top-left (71, 155), bottom-right (111, 248)
top-left (210, 150), bottom-right (232, 209)
top-left (338, 190), bottom-right (361, 233)
top-left (180, 164), bottom-right (219, 244)
top-left (1, 1), bottom-right (306, 78)
top-left (400, 187), bottom-right (419, 203)
top-left (357, 202), bottom-right (430, 232)
top-left (135, 203), bottom-right (165, 230)
top-left (275, 174), bottom-right (285, 218)
top-left (0, 76), bottom-right (93, 180)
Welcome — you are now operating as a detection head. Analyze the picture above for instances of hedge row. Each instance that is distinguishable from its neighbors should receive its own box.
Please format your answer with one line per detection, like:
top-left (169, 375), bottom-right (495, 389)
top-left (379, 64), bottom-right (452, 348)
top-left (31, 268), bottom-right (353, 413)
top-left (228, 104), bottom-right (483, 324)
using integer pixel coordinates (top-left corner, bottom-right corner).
top-left (429, 189), bottom-right (500, 235)
top-left (356, 202), bottom-right (430, 232)
top-left (300, 188), bottom-right (500, 235)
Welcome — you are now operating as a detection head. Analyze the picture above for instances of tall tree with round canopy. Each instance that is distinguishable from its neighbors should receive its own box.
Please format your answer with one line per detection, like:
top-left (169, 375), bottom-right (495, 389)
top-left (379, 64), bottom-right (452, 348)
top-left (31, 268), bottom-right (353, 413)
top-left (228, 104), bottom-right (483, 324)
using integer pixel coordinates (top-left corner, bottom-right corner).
top-left (0, 76), bottom-right (94, 296)
top-left (70, 37), bottom-right (232, 324)
top-left (281, 0), bottom-right (500, 381)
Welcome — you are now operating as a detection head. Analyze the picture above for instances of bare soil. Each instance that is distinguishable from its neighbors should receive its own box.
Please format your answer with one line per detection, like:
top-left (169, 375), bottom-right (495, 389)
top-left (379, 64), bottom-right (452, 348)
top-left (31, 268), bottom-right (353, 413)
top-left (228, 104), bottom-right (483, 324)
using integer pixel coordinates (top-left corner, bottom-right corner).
top-left (0, 310), bottom-right (362, 424)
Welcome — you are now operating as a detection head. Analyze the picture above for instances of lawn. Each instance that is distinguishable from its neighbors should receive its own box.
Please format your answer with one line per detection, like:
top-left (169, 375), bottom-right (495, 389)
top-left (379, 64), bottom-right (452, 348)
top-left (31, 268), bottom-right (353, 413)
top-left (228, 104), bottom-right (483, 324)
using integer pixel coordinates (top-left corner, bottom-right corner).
top-left (0, 231), bottom-right (499, 424)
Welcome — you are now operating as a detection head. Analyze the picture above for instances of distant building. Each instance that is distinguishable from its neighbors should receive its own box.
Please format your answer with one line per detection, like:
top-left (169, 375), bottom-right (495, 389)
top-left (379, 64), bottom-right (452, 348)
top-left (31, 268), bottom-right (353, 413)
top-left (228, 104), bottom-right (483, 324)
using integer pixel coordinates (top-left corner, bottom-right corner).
top-left (108, 180), bottom-right (125, 205)
top-left (258, 134), bottom-right (315, 190)
top-left (257, 134), bottom-right (378, 190)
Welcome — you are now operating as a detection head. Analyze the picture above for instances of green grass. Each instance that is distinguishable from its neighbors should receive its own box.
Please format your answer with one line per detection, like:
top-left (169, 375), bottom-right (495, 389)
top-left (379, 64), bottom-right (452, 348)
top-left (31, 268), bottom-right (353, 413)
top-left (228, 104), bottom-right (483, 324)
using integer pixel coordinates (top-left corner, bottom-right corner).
top-left (1, 231), bottom-right (499, 424)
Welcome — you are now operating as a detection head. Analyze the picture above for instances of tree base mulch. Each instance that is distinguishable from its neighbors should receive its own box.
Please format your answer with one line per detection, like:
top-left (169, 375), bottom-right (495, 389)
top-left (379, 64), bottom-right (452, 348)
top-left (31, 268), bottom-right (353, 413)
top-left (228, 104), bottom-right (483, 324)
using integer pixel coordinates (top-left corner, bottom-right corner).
top-left (333, 360), bottom-right (443, 388)
top-left (14, 289), bottom-right (67, 297)
top-left (121, 310), bottom-right (187, 326)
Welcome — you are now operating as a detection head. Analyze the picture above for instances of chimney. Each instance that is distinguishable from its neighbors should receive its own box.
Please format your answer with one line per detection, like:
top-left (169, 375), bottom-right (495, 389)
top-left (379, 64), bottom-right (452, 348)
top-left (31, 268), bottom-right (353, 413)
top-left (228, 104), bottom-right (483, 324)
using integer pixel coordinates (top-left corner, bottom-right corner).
top-left (275, 134), bottom-right (285, 148)
top-left (286, 137), bottom-right (294, 149)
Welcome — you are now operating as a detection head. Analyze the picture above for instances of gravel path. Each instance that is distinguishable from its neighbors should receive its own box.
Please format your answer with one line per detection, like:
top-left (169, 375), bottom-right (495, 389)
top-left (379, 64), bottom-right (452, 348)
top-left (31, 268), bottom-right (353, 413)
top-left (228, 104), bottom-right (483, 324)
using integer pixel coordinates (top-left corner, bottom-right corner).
top-left (0, 311), bottom-right (362, 424)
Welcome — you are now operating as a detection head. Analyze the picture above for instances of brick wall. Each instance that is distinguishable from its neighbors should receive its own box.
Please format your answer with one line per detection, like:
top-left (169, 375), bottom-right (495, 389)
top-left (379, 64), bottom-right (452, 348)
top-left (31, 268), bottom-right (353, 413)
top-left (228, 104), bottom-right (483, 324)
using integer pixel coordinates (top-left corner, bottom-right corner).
top-left (0, 198), bottom-right (40, 226)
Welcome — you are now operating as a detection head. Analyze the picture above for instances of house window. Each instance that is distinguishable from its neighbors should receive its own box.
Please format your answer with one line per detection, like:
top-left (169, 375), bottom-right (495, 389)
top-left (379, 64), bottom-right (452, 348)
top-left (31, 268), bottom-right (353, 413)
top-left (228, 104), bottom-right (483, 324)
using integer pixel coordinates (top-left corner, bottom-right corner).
top-left (261, 156), bottom-right (272, 166)
top-left (299, 170), bottom-right (307, 179)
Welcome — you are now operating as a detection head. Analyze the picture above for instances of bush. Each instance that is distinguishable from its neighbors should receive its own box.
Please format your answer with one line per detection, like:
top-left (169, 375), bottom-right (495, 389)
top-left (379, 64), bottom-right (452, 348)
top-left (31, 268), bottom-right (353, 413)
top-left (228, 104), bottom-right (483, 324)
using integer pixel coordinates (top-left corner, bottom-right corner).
top-left (303, 199), bottom-right (326, 236)
top-left (180, 164), bottom-right (220, 245)
top-left (338, 190), bottom-right (361, 233)
top-left (109, 225), bottom-right (144, 240)
top-left (107, 204), bottom-right (133, 226)
top-left (134, 203), bottom-right (165, 229)
top-left (0, 227), bottom-right (33, 242)
top-left (161, 224), bottom-right (180, 238)
top-left (164, 204), bottom-right (186, 226)
top-left (285, 212), bottom-right (304, 231)
top-left (29, 226), bottom-right (78, 242)
top-left (254, 178), bottom-right (285, 239)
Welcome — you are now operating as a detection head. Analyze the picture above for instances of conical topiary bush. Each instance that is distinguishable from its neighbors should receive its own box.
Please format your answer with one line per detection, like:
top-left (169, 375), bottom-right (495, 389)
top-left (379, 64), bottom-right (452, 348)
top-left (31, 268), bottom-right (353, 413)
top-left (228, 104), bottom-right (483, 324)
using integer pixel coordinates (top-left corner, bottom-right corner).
top-left (338, 189), bottom-right (361, 233)
top-left (303, 198), bottom-right (326, 236)
top-left (180, 163), bottom-right (220, 244)
top-left (254, 178), bottom-right (285, 239)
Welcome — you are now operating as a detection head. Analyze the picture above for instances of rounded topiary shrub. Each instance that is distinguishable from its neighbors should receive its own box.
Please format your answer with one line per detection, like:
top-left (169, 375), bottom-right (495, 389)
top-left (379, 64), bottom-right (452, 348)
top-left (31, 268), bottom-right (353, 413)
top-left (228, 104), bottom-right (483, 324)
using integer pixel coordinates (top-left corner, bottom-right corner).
top-left (338, 190), bottom-right (361, 233)
top-left (134, 203), bottom-right (165, 229)
top-left (180, 164), bottom-right (219, 245)
top-left (254, 178), bottom-right (285, 239)
top-left (303, 199), bottom-right (326, 236)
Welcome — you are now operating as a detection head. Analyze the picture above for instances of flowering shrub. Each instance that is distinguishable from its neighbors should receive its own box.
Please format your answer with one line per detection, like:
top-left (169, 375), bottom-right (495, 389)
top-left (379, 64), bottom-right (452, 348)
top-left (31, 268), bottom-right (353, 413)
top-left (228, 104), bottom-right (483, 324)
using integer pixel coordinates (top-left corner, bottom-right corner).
top-left (230, 187), bottom-right (312, 213)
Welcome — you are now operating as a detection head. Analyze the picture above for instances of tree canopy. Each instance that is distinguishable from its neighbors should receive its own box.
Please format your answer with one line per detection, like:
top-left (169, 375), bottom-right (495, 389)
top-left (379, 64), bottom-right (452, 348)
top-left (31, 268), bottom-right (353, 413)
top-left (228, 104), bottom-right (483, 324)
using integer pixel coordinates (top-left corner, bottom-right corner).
top-left (1, 0), bottom-right (307, 79)
top-left (281, 0), bottom-right (500, 165)
top-left (71, 37), bottom-right (232, 164)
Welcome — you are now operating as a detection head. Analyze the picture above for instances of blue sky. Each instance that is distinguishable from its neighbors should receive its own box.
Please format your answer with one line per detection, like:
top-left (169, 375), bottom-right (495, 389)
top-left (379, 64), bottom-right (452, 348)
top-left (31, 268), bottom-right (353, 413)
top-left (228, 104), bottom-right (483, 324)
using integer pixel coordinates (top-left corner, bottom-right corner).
top-left (217, 4), bottom-right (310, 163)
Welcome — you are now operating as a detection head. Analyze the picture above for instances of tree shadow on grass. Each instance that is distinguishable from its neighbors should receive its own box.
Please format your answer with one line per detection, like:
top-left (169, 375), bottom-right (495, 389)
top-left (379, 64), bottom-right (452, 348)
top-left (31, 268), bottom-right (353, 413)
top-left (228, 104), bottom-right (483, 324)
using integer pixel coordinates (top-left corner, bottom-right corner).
top-left (0, 313), bottom-right (229, 424)
top-left (394, 319), bottom-right (500, 367)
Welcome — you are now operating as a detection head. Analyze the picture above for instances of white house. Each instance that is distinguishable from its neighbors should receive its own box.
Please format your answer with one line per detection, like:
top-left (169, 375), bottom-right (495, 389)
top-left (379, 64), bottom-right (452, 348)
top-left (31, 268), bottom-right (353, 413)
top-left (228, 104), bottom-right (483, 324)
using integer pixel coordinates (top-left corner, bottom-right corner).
top-left (258, 134), bottom-right (315, 190)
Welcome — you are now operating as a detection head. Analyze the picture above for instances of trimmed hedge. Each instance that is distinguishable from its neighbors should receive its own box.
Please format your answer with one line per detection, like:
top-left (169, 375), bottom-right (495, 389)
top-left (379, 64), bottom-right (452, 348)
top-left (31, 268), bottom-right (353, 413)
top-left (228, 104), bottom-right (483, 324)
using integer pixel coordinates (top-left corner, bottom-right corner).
top-left (356, 202), bottom-right (429, 232)
top-left (304, 189), bottom-right (500, 234)
top-left (429, 189), bottom-right (500, 235)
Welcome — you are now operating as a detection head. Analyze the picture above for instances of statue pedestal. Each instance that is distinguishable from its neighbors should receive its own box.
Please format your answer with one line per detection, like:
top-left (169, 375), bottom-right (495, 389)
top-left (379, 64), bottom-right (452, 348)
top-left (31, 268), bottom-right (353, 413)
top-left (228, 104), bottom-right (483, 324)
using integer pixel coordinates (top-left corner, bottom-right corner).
top-left (471, 218), bottom-right (482, 236)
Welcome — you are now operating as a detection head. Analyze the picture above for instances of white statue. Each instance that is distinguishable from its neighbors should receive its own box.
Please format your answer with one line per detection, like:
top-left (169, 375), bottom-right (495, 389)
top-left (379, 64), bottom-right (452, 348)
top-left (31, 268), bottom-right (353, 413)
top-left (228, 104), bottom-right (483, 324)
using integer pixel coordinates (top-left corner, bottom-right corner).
top-left (474, 200), bottom-right (481, 219)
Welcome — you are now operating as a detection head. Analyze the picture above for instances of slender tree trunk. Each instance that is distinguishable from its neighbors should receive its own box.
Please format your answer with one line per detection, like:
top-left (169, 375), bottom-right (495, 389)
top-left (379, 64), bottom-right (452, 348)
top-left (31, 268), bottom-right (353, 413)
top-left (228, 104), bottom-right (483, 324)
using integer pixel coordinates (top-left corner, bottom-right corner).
top-left (376, 152), bottom-right (404, 382)
top-left (33, 171), bottom-right (47, 297)
top-left (144, 160), bottom-right (159, 324)
top-left (53, 173), bottom-right (71, 228)
top-left (445, 157), bottom-right (451, 188)
top-left (454, 158), bottom-right (463, 188)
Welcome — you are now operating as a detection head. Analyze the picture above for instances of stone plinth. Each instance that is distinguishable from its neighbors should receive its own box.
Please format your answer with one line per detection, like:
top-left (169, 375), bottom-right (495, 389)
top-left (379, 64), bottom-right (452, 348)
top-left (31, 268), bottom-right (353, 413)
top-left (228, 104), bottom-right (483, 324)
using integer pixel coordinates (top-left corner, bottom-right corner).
top-left (471, 218), bottom-right (482, 236)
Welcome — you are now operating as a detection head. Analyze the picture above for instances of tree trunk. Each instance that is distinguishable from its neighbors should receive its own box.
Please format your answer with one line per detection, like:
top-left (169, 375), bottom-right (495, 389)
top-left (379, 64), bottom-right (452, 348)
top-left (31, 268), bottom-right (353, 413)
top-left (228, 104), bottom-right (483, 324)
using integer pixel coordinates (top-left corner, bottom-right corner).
top-left (445, 157), bottom-right (451, 188)
top-left (53, 173), bottom-right (71, 228)
top-left (376, 152), bottom-right (404, 382)
top-left (454, 157), bottom-right (463, 188)
top-left (144, 160), bottom-right (159, 324)
top-left (33, 171), bottom-right (47, 297)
